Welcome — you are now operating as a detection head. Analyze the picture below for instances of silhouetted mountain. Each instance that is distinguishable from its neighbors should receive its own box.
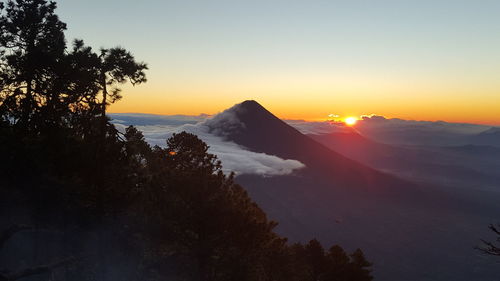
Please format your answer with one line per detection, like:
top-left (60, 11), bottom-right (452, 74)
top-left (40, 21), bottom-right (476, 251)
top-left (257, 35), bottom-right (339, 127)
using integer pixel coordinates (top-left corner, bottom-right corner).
top-left (208, 100), bottom-right (416, 195)
top-left (209, 100), bottom-right (500, 281)
top-left (352, 117), bottom-right (490, 146)
top-left (469, 127), bottom-right (500, 147)
top-left (309, 130), bottom-right (500, 190)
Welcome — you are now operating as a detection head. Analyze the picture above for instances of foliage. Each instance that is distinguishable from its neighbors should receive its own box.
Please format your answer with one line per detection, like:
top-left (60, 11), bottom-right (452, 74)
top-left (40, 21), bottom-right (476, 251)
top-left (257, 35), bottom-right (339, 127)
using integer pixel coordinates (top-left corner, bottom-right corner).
top-left (290, 240), bottom-right (373, 281)
top-left (0, 0), bottom-right (146, 131)
top-left (478, 224), bottom-right (500, 257)
top-left (0, 1), bottom-right (373, 281)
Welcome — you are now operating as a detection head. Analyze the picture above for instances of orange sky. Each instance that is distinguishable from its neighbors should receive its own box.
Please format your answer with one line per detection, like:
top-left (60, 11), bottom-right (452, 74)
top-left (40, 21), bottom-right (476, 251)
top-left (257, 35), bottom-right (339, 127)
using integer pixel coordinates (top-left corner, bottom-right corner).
top-left (59, 1), bottom-right (500, 126)
top-left (108, 79), bottom-right (500, 126)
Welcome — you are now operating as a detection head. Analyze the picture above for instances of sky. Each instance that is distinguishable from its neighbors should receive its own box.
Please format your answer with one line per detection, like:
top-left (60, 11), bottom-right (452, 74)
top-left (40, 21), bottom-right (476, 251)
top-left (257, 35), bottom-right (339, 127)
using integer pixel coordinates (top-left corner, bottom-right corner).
top-left (57, 0), bottom-right (500, 125)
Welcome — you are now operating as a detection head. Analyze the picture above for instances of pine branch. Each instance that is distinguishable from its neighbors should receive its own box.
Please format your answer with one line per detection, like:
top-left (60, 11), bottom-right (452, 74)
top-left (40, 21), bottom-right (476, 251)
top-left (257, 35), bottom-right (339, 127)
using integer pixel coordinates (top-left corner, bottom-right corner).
top-left (489, 224), bottom-right (500, 236)
top-left (478, 239), bottom-right (500, 256)
top-left (476, 224), bottom-right (500, 256)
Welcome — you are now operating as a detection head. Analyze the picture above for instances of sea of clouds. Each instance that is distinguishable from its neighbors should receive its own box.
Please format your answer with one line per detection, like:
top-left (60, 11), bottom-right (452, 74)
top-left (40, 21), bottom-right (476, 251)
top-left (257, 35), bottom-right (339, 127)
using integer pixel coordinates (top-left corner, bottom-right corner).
top-left (111, 113), bottom-right (305, 177)
top-left (111, 110), bottom-right (499, 176)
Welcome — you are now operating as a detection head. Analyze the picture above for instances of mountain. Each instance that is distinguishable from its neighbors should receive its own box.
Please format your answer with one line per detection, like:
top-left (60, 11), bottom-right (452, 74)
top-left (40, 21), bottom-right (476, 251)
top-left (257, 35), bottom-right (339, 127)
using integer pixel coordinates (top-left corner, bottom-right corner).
top-left (309, 130), bottom-right (500, 190)
top-left (352, 117), bottom-right (490, 146)
top-left (208, 100), bottom-right (500, 281)
top-left (206, 100), bottom-right (416, 194)
top-left (469, 127), bottom-right (500, 147)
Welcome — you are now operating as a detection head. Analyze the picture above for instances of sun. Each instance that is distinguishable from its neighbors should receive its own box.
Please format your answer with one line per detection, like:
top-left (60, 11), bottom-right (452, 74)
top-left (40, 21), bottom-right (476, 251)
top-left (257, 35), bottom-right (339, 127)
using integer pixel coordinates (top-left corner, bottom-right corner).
top-left (344, 117), bottom-right (358, 126)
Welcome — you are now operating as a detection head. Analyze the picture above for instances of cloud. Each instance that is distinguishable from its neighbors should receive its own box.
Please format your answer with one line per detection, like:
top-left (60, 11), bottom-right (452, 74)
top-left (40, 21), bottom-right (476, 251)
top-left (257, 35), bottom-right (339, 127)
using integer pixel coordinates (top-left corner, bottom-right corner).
top-left (113, 114), bottom-right (305, 177)
top-left (286, 115), bottom-right (493, 136)
top-left (203, 104), bottom-right (246, 137)
top-left (360, 114), bottom-right (387, 122)
top-left (109, 113), bottom-right (207, 126)
top-left (284, 120), bottom-right (351, 135)
top-left (356, 114), bottom-right (491, 134)
top-left (284, 115), bottom-right (498, 146)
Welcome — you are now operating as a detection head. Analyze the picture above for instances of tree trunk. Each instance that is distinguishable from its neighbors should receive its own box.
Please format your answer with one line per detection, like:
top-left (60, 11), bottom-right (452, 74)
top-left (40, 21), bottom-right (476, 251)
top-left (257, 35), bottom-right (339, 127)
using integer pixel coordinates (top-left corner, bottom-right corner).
top-left (23, 31), bottom-right (36, 126)
top-left (100, 73), bottom-right (108, 139)
top-left (101, 73), bottom-right (108, 120)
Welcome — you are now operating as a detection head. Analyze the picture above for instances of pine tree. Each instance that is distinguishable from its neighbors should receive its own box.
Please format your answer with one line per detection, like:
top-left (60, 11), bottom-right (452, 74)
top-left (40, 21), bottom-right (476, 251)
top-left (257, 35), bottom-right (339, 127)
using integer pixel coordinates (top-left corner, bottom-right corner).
top-left (349, 249), bottom-right (373, 281)
top-left (0, 0), bottom-right (67, 127)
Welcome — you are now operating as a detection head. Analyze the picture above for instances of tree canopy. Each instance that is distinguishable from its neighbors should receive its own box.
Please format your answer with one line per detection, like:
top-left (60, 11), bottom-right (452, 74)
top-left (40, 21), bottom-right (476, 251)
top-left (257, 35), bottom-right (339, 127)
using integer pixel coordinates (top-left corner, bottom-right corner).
top-left (0, 0), bottom-right (147, 131)
top-left (0, 1), bottom-right (373, 281)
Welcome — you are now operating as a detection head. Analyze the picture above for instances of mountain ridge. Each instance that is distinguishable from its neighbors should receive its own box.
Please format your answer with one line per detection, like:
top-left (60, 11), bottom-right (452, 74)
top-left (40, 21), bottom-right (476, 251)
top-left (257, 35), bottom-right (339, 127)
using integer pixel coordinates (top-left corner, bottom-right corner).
top-left (208, 100), bottom-right (419, 196)
top-left (209, 100), bottom-right (500, 281)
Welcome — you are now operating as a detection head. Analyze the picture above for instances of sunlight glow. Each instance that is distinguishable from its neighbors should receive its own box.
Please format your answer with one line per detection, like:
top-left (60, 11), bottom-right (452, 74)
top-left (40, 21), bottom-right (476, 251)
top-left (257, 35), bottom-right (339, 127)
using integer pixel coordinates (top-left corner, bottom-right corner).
top-left (344, 117), bottom-right (358, 126)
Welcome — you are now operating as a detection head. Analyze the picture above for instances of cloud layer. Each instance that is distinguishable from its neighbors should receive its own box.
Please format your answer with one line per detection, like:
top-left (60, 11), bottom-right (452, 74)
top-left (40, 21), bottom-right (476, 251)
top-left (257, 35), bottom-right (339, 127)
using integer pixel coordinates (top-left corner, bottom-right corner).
top-left (286, 115), bottom-right (498, 146)
top-left (284, 119), bottom-right (352, 135)
top-left (112, 114), bottom-right (305, 177)
top-left (112, 110), bottom-right (500, 173)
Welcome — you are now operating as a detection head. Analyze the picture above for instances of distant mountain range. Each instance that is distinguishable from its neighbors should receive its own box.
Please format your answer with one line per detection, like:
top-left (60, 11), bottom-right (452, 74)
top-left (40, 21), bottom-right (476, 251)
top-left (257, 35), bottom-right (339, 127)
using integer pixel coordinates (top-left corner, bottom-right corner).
top-left (309, 129), bottom-right (500, 190)
top-left (326, 115), bottom-right (499, 147)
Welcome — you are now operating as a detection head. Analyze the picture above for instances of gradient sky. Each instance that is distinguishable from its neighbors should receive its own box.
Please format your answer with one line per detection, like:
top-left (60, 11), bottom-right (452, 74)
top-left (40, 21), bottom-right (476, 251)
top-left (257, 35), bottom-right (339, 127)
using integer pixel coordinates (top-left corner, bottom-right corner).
top-left (57, 0), bottom-right (500, 124)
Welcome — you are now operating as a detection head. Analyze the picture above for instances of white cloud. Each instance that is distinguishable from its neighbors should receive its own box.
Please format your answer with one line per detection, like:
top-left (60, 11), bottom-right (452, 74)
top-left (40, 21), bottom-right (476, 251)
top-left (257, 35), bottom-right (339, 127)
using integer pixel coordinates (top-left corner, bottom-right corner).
top-left (113, 114), bottom-right (305, 177)
top-left (109, 113), bottom-right (207, 126)
top-left (204, 104), bottom-right (246, 137)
